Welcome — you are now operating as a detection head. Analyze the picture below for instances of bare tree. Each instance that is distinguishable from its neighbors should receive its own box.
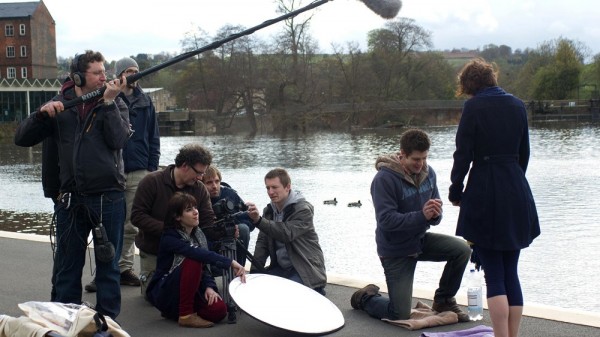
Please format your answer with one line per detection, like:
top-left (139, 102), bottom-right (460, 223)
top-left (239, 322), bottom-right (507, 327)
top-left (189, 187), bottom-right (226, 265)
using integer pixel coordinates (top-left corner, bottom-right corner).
top-left (366, 17), bottom-right (433, 100)
top-left (193, 24), bottom-right (264, 133)
top-left (268, 0), bottom-right (321, 132)
top-left (180, 27), bottom-right (211, 58)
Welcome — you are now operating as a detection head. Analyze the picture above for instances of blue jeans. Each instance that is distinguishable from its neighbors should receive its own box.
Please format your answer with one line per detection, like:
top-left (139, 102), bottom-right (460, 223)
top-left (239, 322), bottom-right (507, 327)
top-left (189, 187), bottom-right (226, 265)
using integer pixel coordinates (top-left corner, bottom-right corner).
top-left (51, 191), bottom-right (125, 319)
top-left (363, 232), bottom-right (470, 320)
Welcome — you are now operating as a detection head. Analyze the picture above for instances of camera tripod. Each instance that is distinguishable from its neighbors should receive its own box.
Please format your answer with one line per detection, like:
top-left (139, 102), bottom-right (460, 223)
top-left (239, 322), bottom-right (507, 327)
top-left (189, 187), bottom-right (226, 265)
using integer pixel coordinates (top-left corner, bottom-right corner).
top-left (214, 236), bottom-right (264, 324)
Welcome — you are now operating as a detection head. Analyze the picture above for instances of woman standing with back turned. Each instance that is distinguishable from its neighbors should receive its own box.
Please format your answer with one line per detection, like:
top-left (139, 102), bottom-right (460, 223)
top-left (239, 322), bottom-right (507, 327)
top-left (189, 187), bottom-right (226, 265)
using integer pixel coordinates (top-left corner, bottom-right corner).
top-left (449, 58), bottom-right (540, 337)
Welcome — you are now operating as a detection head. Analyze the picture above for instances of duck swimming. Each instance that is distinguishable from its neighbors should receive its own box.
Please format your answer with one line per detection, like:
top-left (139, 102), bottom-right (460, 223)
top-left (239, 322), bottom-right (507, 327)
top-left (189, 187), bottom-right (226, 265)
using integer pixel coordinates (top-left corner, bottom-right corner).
top-left (323, 198), bottom-right (338, 205)
top-left (347, 200), bottom-right (362, 207)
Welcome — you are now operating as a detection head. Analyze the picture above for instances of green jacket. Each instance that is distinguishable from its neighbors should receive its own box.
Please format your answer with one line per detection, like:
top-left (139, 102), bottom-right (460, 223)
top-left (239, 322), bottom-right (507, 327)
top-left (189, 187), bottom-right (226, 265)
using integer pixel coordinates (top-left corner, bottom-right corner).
top-left (252, 193), bottom-right (327, 289)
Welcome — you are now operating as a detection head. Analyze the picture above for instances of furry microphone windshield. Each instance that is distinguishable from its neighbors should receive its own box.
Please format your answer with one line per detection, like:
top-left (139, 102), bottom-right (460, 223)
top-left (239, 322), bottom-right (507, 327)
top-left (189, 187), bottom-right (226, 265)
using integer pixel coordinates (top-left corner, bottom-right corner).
top-left (358, 0), bottom-right (402, 19)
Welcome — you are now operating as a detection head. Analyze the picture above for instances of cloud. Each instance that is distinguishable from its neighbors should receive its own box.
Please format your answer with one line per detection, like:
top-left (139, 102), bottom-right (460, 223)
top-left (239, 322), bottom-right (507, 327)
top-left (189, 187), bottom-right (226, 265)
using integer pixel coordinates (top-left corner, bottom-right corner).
top-left (29, 0), bottom-right (600, 60)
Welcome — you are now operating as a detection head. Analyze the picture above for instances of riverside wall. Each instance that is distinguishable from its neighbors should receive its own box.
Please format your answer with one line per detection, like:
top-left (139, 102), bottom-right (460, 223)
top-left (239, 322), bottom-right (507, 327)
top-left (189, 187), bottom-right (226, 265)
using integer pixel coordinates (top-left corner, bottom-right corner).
top-left (158, 102), bottom-right (466, 135)
top-left (124, 99), bottom-right (600, 136)
top-left (0, 100), bottom-right (596, 139)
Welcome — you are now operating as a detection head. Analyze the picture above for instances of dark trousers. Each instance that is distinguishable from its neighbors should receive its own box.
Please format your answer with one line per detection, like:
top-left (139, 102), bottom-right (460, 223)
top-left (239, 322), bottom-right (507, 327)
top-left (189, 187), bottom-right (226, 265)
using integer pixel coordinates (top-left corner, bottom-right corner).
top-left (148, 258), bottom-right (227, 322)
top-left (474, 246), bottom-right (523, 306)
top-left (51, 191), bottom-right (124, 319)
top-left (363, 232), bottom-right (471, 320)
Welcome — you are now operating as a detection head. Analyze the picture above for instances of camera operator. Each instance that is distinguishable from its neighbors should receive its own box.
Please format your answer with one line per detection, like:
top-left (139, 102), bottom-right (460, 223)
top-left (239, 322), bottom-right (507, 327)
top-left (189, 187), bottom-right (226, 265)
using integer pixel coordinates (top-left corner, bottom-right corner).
top-left (201, 165), bottom-right (254, 267)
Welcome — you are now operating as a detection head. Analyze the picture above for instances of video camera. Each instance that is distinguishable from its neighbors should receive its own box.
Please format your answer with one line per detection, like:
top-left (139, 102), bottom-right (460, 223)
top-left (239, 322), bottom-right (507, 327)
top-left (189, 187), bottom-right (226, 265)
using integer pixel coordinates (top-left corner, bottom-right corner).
top-left (202, 198), bottom-right (248, 242)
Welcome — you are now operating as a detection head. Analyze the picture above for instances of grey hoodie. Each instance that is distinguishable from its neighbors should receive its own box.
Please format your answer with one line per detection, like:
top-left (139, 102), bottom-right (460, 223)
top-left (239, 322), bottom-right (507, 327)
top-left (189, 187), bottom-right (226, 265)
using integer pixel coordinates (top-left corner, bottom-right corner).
top-left (252, 190), bottom-right (327, 289)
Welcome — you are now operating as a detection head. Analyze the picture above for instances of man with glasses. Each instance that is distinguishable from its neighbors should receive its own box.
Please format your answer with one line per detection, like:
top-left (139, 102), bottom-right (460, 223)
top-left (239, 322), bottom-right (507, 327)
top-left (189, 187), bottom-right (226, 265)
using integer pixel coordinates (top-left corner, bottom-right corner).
top-left (14, 50), bottom-right (130, 319)
top-left (130, 143), bottom-right (215, 299)
top-left (85, 57), bottom-right (160, 293)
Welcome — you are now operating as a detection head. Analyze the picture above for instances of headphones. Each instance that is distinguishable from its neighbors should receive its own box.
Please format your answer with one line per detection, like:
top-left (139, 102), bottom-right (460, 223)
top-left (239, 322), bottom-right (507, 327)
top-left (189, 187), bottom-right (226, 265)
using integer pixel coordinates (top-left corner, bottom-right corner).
top-left (71, 53), bottom-right (85, 87)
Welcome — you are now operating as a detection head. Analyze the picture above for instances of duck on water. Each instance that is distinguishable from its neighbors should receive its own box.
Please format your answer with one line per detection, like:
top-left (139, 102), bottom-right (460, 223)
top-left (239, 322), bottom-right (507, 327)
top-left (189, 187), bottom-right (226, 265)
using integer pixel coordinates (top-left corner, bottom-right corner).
top-left (323, 198), bottom-right (338, 205)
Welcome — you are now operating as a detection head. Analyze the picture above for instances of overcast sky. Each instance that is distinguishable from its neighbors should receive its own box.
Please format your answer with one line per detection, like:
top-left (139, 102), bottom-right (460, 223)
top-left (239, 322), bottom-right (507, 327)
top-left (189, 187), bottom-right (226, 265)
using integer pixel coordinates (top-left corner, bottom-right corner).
top-left (13, 0), bottom-right (600, 61)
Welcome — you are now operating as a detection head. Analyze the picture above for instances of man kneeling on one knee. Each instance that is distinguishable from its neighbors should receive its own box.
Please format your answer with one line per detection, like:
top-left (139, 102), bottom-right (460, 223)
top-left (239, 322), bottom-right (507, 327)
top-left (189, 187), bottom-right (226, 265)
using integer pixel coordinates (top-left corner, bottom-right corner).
top-left (351, 129), bottom-right (471, 322)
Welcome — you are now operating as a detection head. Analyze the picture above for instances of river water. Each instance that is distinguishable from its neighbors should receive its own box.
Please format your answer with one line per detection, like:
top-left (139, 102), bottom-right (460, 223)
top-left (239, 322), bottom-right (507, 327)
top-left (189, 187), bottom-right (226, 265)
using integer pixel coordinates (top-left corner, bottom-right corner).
top-left (1, 123), bottom-right (599, 313)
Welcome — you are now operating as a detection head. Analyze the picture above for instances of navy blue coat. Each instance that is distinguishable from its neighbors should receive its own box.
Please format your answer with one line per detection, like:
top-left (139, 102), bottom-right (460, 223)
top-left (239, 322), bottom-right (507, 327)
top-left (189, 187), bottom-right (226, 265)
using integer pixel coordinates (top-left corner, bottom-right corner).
top-left (119, 85), bottom-right (160, 173)
top-left (449, 87), bottom-right (540, 250)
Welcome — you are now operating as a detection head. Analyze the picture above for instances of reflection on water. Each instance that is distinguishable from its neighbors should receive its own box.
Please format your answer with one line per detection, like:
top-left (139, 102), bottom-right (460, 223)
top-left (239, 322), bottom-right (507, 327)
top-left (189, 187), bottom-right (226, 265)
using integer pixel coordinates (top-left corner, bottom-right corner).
top-left (0, 210), bottom-right (53, 235)
top-left (1, 123), bottom-right (599, 313)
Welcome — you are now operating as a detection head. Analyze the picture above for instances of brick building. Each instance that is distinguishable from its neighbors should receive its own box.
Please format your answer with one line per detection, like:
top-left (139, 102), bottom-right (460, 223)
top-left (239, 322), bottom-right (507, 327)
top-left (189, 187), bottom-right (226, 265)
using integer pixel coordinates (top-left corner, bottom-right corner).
top-left (0, 0), bottom-right (56, 79)
top-left (0, 1), bottom-right (59, 122)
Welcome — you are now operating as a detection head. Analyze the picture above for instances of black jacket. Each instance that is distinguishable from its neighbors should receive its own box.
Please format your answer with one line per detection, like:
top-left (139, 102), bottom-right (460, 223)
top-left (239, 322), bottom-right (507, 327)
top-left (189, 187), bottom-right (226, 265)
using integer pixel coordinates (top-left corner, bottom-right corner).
top-left (41, 138), bottom-right (60, 200)
top-left (14, 80), bottom-right (130, 194)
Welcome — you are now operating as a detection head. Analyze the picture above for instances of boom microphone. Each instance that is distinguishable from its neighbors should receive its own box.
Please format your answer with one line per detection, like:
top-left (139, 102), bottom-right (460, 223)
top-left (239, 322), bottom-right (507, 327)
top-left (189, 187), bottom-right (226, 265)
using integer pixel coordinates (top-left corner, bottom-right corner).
top-left (358, 0), bottom-right (402, 19)
top-left (56, 0), bottom-right (402, 110)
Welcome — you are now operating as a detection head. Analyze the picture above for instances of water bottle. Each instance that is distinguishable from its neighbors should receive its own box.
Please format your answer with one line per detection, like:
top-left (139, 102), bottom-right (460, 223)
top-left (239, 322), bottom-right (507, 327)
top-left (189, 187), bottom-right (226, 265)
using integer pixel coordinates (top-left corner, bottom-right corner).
top-left (467, 268), bottom-right (483, 321)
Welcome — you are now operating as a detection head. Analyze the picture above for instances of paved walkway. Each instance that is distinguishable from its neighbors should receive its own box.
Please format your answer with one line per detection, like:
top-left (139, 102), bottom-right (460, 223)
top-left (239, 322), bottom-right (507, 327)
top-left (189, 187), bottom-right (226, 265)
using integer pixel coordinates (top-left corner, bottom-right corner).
top-left (0, 233), bottom-right (598, 337)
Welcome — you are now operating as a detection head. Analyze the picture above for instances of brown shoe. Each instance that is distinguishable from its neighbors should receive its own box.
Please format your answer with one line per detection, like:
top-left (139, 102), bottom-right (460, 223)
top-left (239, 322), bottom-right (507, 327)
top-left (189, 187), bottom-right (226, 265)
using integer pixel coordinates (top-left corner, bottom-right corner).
top-left (178, 313), bottom-right (214, 328)
top-left (120, 269), bottom-right (141, 286)
top-left (350, 284), bottom-right (380, 310)
top-left (432, 298), bottom-right (470, 322)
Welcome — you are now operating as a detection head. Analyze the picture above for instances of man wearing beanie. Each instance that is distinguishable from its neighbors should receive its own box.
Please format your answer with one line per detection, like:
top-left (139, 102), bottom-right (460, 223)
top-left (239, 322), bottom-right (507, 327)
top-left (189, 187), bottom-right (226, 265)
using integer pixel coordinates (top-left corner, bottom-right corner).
top-left (85, 57), bottom-right (161, 293)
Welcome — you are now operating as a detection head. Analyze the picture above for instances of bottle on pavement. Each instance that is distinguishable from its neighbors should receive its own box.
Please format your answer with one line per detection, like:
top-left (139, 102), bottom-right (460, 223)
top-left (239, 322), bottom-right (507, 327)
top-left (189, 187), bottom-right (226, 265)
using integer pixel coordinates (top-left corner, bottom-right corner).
top-left (467, 268), bottom-right (483, 321)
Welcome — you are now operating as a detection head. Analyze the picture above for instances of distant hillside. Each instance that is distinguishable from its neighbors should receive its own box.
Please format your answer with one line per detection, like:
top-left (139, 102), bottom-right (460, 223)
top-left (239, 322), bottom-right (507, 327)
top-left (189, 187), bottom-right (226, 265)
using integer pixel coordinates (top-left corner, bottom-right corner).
top-left (440, 51), bottom-right (480, 69)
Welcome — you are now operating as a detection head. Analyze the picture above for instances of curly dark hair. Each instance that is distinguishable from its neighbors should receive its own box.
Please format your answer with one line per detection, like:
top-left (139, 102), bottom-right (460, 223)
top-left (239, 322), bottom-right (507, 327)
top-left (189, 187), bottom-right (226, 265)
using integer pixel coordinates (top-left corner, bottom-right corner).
top-left (164, 192), bottom-right (198, 231)
top-left (400, 128), bottom-right (431, 155)
top-left (70, 50), bottom-right (105, 76)
top-left (174, 143), bottom-right (212, 168)
top-left (456, 57), bottom-right (498, 97)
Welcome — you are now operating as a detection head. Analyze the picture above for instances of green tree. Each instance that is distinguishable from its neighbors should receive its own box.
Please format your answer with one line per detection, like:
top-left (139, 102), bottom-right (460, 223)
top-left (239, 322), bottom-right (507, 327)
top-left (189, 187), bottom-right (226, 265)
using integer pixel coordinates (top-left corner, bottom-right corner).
top-left (404, 52), bottom-right (455, 100)
top-left (581, 54), bottom-right (600, 99)
top-left (480, 44), bottom-right (512, 61)
top-left (531, 38), bottom-right (583, 100)
top-left (366, 17), bottom-right (433, 100)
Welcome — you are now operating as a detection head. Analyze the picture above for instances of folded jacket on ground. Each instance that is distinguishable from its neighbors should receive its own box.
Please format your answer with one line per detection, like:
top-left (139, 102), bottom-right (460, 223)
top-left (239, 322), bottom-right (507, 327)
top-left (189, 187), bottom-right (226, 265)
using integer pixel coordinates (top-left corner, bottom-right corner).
top-left (382, 301), bottom-right (459, 330)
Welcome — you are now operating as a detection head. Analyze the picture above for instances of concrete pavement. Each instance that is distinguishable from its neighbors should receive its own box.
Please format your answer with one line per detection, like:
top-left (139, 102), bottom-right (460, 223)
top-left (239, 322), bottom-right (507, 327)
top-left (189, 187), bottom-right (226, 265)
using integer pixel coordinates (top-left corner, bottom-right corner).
top-left (0, 232), bottom-right (598, 337)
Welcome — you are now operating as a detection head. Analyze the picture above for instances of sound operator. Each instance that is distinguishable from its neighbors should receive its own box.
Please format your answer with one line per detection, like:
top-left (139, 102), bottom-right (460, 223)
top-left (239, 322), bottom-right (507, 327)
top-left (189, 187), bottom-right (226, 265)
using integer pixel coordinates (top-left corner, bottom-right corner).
top-left (14, 50), bottom-right (130, 319)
